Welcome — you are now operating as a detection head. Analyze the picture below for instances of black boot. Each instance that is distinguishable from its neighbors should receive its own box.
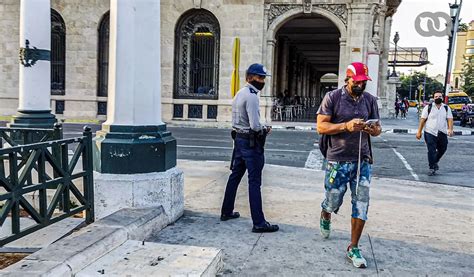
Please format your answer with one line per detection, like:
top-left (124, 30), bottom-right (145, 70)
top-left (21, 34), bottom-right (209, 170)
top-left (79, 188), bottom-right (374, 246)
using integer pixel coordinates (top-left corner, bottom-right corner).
top-left (220, 212), bottom-right (240, 221)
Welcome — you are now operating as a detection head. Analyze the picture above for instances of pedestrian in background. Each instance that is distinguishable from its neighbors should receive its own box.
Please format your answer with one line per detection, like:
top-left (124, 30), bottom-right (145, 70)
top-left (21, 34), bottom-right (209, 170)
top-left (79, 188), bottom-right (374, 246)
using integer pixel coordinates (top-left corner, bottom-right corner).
top-left (395, 100), bottom-right (400, 118)
top-left (400, 100), bottom-right (407, 119)
top-left (416, 91), bottom-right (454, 176)
top-left (316, 62), bottom-right (381, 268)
top-left (220, 63), bottom-right (279, 233)
top-left (404, 97), bottom-right (410, 113)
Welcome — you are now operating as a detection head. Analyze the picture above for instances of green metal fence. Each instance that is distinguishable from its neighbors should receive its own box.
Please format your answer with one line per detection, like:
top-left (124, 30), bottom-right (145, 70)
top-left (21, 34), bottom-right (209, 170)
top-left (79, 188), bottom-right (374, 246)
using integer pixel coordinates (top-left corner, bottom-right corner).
top-left (0, 126), bottom-right (94, 246)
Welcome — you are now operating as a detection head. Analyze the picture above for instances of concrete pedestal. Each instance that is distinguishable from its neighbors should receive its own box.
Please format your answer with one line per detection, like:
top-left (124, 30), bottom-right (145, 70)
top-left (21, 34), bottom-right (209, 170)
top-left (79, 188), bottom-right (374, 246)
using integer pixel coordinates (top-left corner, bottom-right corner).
top-left (94, 167), bottom-right (184, 222)
top-left (9, 110), bottom-right (56, 128)
top-left (382, 76), bottom-right (400, 119)
top-left (93, 125), bottom-right (176, 174)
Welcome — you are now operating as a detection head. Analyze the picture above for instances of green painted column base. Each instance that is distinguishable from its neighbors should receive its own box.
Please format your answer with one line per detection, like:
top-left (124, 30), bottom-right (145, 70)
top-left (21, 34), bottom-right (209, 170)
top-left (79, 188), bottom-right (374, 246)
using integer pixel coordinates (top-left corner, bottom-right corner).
top-left (93, 124), bottom-right (177, 174)
top-left (9, 110), bottom-right (57, 129)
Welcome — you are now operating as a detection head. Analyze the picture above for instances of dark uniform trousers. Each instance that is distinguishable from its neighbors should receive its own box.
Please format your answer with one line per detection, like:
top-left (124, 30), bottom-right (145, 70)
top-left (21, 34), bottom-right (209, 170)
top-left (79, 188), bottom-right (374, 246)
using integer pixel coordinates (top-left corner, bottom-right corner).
top-left (221, 137), bottom-right (265, 226)
top-left (424, 131), bottom-right (448, 169)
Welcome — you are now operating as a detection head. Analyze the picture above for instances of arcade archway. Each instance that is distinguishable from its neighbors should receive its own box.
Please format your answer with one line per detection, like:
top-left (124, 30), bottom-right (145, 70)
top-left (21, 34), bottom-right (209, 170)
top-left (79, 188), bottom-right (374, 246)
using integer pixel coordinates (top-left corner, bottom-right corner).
top-left (271, 14), bottom-right (341, 122)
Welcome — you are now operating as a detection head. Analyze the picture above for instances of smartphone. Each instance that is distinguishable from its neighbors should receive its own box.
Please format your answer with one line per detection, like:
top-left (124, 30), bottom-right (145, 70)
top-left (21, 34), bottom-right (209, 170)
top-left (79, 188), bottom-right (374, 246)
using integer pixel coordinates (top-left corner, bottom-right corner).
top-left (365, 119), bottom-right (379, 125)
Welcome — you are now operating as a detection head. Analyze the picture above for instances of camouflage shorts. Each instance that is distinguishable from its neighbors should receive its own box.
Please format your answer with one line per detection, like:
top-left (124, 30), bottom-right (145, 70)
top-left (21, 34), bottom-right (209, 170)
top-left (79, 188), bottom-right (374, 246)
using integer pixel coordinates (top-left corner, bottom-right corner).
top-left (321, 160), bottom-right (372, 221)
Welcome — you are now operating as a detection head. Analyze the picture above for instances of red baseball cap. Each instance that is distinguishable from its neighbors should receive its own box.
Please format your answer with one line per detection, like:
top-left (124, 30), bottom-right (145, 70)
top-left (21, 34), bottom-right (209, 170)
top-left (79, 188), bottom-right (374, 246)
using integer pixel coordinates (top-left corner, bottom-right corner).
top-left (346, 62), bottom-right (372, 82)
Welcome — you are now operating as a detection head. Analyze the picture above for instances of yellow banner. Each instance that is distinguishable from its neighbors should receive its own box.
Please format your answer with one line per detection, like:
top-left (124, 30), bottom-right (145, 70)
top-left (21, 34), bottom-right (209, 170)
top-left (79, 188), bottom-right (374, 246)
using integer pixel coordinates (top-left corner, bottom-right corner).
top-left (231, 37), bottom-right (240, 98)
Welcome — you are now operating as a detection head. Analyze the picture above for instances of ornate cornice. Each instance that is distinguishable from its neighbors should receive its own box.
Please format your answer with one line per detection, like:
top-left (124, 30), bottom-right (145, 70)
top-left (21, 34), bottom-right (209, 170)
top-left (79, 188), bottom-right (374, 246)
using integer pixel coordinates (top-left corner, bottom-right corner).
top-left (267, 4), bottom-right (299, 29)
top-left (267, 3), bottom-right (348, 29)
top-left (317, 4), bottom-right (347, 25)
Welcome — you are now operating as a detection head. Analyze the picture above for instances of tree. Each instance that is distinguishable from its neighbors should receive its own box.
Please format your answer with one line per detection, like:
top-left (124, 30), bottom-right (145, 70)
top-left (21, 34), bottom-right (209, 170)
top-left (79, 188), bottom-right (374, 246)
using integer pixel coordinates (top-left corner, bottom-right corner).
top-left (458, 23), bottom-right (469, 33)
top-left (397, 72), bottom-right (443, 100)
top-left (461, 55), bottom-right (474, 97)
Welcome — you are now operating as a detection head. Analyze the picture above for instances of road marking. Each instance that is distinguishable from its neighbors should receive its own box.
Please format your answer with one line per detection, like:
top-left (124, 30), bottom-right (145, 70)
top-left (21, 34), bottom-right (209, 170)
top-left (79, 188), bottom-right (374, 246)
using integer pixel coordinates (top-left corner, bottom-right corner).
top-left (178, 145), bottom-right (232, 150)
top-left (391, 148), bottom-right (419, 181)
top-left (177, 145), bottom-right (309, 153)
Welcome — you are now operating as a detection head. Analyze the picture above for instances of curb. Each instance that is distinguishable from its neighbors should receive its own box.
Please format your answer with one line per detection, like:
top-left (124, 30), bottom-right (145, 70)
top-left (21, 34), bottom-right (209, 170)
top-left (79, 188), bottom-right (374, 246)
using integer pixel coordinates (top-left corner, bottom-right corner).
top-left (272, 126), bottom-right (474, 135)
top-left (1, 207), bottom-right (168, 276)
top-left (388, 128), bottom-right (474, 136)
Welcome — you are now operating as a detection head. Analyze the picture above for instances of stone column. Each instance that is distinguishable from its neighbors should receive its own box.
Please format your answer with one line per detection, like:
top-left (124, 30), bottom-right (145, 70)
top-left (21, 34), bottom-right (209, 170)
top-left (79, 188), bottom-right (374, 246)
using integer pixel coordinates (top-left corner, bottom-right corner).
top-left (297, 59), bottom-right (306, 96)
top-left (272, 41), bottom-right (279, 98)
top-left (346, 4), bottom-right (371, 71)
top-left (383, 76), bottom-right (400, 118)
top-left (10, 0), bottom-right (56, 128)
top-left (296, 56), bottom-right (303, 97)
top-left (377, 15), bottom-right (394, 118)
top-left (316, 73), bottom-right (322, 105)
top-left (263, 39), bottom-right (277, 123)
top-left (338, 38), bottom-right (348, 87)
top-left (290, 53), bottom-right (298, 97)
top-left (303, 62), bottom-right (308, 98)
top-left (278, 38), bottom-right (289, 95)
top-left (93, 0), bottom-right (183, 222)
top-left (366, 17), bottom-right (381, 98)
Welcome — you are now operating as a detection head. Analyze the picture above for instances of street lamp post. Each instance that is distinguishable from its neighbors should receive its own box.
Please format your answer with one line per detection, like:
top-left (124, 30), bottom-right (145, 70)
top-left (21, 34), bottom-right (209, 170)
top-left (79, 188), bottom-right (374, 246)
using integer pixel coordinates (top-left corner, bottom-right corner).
top-left (423, 65), bottom-right (427, 101)
top-left (444, 0), bottom-right (462, 96)
top-left (408, 69), bottom-right (413, 100)
top-left (391, 32), bottom-right (400, 77)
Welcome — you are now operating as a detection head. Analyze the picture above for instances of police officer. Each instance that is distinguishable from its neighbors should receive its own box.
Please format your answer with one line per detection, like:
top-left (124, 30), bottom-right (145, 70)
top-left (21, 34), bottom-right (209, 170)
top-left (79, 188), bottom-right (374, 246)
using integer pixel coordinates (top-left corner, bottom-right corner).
top-left (220, 63), bottom-right (279, 233)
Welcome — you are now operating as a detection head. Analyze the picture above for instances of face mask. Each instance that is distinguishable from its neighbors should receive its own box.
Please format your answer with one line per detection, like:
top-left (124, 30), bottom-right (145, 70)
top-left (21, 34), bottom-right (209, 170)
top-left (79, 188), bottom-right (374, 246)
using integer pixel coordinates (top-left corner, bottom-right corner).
top-left (250, 80), bottom-right (265, 91)
top-left (351, 83), bottom-right (366, 96)
top-left (434, 98), bottom-right (443, 104)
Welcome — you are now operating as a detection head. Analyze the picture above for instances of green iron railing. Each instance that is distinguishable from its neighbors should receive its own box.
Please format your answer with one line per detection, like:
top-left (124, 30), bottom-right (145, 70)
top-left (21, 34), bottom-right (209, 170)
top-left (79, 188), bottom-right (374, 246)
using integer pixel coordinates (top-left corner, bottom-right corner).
top-left (0, 123), bottom-right (63, 147)
top-left (0, 126), bottom-right (94, 246)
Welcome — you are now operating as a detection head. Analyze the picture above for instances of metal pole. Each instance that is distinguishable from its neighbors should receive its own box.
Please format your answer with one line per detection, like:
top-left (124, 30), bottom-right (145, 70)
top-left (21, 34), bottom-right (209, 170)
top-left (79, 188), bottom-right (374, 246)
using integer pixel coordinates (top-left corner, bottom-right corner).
top-left (409, 69), bottom-right (413, 99)
top-left (356, 131), bottom-right (362, 194)
top-left (423, 67), bottom-right (427, 101)
top-left (444, 0), bottom-right (463, 95)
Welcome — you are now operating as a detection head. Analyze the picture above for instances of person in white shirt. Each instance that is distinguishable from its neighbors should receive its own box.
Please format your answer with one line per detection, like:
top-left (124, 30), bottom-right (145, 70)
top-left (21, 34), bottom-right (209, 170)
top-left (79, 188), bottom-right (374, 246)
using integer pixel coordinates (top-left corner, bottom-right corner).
top-left (416, 91), bottom-right (454, 176)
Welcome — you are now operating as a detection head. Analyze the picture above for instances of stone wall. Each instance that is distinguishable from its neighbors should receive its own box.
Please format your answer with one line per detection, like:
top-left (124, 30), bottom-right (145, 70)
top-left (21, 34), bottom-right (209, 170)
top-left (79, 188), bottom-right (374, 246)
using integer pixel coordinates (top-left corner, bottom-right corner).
top-left (0, 0), bottom-right (20, 116)
top-left (161, 0), bottom-right (265, 123)
top-left (51, 0), bottom-right (110, 120)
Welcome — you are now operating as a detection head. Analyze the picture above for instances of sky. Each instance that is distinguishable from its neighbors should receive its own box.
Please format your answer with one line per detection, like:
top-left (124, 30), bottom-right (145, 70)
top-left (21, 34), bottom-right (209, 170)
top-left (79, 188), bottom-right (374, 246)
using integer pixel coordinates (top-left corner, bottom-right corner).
top-left (391, 0), bottom-right (473, 77)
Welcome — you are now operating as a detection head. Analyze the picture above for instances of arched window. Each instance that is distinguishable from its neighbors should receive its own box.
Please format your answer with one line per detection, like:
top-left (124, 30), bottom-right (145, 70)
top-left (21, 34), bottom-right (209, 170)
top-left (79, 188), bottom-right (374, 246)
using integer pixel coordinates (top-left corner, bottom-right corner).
top-left (174, 9), bottom-right (220, 99)
top-left (51, 9), bottom-right (66, 95)
top-left (97, 11), bottom-right (109, 98)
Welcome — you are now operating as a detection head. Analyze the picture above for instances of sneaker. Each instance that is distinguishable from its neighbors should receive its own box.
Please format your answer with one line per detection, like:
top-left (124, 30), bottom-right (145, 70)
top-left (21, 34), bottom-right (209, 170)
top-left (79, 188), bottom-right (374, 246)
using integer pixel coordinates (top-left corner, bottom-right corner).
top-left (320, 217), bottom-right (331, 239)
top-left (220, 212), bottom-right (240, 221)
top-left (252, 221), bottom-right (279, 233)
top-left (347, 245), bottom-right (367, 268)
top-left (428, 169), bottom-right (436, 176)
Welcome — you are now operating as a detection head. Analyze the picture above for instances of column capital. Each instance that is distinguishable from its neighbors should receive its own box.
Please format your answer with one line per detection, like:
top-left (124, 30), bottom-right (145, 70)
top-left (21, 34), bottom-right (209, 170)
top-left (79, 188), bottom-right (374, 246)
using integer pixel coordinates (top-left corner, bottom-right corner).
top-left (267, 39), bottom-right (277, 47)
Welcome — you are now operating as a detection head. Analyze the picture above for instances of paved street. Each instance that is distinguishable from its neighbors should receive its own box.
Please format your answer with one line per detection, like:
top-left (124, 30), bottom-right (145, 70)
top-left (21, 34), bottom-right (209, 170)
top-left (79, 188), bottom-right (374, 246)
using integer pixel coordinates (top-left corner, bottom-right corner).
top-left (2, 120), bottom-right (473, 188)
top-left (58, 123), bottom-right (474, 188)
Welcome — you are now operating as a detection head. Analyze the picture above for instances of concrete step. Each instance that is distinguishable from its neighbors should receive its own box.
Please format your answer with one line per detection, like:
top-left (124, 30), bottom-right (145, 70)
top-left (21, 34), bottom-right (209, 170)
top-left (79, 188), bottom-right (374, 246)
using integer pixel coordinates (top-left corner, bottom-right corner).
top-left (1, 217), bottom-right (84, 249)
top-left (77, 240), bottom-right (223, 277)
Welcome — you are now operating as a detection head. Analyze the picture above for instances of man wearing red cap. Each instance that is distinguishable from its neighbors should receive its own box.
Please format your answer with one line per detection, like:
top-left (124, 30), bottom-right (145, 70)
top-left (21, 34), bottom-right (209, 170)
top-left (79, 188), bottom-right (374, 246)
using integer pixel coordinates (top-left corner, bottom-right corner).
top-left (316, 62), bottom-right (381, 268)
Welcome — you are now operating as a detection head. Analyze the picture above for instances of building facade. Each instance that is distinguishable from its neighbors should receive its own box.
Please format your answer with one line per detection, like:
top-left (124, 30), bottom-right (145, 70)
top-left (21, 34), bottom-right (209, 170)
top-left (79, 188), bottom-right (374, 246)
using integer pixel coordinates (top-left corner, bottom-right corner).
top-left (452, 20), bottom-right (474, 91)
top-left (0, 0), bottom-right (401, 124)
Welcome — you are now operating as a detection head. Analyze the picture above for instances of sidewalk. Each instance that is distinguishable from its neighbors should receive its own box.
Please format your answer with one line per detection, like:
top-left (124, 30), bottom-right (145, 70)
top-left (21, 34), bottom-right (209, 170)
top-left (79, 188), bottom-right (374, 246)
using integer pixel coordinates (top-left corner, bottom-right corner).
top-left (149, 160), bottom-right (474, 276)
top-left (271, 109), bottom-right (474, 135)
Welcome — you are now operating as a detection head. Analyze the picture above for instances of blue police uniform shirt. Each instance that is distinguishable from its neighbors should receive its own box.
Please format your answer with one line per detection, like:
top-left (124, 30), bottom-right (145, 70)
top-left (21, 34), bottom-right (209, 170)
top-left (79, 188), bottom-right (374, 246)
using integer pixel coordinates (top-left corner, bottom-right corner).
top-left (232, 83), bottom-right (263, 132)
